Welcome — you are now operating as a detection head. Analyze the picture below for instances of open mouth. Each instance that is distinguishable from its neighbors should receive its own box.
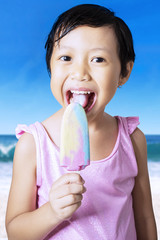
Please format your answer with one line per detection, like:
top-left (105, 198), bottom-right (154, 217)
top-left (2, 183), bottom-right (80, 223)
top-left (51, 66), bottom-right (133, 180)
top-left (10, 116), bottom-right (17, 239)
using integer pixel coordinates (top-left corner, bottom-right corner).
top-left (66, 90), bottom-right (96, 113)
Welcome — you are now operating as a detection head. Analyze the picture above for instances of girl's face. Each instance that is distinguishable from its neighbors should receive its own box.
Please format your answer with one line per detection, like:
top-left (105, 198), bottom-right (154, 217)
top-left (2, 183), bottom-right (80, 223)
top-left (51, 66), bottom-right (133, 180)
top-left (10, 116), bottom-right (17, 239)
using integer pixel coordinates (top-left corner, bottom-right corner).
top-left (50, 26), bottom-right (128, 121)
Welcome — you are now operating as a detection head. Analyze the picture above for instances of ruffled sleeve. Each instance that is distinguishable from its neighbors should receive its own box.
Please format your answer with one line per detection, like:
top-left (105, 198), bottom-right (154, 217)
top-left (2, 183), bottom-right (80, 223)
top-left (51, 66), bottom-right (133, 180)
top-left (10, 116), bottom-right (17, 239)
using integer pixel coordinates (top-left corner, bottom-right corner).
top-left (126, 117), bottom-right (140, 135)
top-left (15, 124), bottom-right (32, 139)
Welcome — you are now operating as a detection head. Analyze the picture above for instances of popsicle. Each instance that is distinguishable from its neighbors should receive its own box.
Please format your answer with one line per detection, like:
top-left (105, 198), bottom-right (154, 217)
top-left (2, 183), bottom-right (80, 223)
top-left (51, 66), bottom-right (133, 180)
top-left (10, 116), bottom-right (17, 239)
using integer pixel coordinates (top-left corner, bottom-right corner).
top-left (60, 102), bottom-right (90, 171)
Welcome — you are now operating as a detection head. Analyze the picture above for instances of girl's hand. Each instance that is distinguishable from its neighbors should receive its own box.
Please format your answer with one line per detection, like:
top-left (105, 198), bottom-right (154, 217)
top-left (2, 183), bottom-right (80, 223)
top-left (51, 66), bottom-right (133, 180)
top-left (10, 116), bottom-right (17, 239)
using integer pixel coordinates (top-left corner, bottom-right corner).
top-left (49, 173), bottom-right (86, 221)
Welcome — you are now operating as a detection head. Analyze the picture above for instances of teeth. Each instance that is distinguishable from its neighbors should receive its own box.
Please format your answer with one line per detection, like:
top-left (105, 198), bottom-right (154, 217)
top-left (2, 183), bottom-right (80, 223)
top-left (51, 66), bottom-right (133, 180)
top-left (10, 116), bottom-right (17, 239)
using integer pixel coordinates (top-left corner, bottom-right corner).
top-left (71, 90), bottom-right (91, 94)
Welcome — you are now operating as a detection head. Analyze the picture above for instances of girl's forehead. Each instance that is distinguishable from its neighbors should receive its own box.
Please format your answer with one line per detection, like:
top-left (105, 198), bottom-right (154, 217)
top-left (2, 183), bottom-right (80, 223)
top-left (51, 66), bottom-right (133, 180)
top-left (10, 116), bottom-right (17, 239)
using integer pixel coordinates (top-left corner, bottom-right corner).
top-left (55, 26), bottom-right (118, 50)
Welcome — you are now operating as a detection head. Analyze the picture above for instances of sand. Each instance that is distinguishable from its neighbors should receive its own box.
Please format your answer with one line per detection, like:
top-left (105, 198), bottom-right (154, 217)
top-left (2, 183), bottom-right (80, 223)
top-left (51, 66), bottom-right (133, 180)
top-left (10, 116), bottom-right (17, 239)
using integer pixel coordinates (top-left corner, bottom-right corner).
top-left (153, 193), bottom-right (160, 238)
top-left (0, 192), bottom-right (8, 239)
top-left (1, 180), bottom-right (160, 239)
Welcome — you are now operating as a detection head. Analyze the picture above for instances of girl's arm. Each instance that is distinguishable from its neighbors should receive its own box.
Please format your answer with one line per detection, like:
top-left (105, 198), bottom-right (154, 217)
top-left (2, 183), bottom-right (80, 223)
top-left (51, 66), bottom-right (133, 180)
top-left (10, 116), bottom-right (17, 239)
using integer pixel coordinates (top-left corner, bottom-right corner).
top-left (5, 133), bottom-right (60, 240)
top-left (131, 128), bottom-right (157, 240)
top-left (6, 133), bottom-right (85, 240)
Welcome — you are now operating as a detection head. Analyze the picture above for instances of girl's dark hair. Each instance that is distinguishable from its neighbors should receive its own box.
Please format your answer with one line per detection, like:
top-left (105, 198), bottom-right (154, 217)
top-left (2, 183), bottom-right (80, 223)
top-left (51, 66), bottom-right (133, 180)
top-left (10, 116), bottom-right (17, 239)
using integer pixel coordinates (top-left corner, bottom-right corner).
top-left (45, 4), bottom-right (135, 77)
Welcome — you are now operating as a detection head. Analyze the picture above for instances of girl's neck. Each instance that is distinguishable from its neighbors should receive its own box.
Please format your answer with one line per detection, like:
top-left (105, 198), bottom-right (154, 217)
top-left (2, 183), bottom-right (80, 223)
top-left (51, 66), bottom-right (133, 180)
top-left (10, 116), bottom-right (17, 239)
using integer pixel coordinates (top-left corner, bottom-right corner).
top-left (88, 111), bottom-right (113, 133)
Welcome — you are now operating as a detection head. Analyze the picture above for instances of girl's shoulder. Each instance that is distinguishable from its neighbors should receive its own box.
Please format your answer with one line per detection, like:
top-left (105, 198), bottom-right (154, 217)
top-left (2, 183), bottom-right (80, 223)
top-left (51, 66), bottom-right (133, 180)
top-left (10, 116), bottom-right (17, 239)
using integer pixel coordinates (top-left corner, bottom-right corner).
top-left (130, 127), bottom-right (146, 141)
top-left (13, 131), bottom-right (37, 187)
top-left (130, 127), bottom-right (147, 157)
top-left (15, 126), bottom-right (37, 166)
top-left (130, 127), bottom-right (148, 178)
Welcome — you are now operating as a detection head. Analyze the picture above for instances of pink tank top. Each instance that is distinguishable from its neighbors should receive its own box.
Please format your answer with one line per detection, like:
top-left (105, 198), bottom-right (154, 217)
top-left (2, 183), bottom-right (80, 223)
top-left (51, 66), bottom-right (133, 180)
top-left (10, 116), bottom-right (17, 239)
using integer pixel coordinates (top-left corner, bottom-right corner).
top-left (16, 116), bottom-right (139, 240)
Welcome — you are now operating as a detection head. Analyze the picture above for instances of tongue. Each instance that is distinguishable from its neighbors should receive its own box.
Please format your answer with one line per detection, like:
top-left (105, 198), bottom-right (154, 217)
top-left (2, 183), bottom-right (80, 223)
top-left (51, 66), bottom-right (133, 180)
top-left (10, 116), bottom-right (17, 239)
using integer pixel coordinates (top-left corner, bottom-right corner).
top-left (71, 93), bottom-right (89, 108)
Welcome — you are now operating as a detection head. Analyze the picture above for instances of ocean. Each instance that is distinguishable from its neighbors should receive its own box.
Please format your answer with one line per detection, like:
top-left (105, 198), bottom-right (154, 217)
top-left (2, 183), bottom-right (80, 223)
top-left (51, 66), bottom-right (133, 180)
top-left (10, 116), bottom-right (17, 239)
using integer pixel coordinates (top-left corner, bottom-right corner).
top-left (0, 134), bottom-right (160, 192)
top-left (0, 135), bottom-right (17, 193)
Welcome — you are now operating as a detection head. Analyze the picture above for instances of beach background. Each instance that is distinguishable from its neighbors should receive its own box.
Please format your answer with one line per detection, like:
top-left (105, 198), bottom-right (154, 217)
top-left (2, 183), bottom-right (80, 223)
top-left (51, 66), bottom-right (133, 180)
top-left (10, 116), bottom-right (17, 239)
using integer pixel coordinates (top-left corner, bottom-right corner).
top-left (0, 135), bottom-right (160, 238)
top-left (0, 0), bottom-right (160, 239)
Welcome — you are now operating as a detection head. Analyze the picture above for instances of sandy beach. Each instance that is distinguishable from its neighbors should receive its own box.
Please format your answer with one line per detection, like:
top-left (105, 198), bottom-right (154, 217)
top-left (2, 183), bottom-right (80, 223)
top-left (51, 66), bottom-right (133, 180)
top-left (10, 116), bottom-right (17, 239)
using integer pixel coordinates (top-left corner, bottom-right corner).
top-left (0, 178), bottom-right (160, 239)
top-left (153, 193), bottom-right (160, 239)
top-left (150, 177), bottom-right (160, 239)
top-left (0, 192), bottom-right (8, 239)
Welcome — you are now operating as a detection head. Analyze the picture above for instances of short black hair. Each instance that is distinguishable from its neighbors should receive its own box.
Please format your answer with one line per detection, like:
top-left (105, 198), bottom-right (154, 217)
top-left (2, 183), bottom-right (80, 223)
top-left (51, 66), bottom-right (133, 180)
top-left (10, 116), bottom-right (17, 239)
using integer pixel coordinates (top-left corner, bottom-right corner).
top-left (45, 4), bottom-right (135, 77)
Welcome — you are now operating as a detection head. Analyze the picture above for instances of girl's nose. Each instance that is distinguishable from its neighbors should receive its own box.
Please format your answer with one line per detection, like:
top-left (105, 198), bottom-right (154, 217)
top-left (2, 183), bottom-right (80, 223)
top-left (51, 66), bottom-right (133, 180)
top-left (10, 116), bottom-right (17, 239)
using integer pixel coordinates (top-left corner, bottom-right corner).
top-left (70, 62), bottom-right (91, 81)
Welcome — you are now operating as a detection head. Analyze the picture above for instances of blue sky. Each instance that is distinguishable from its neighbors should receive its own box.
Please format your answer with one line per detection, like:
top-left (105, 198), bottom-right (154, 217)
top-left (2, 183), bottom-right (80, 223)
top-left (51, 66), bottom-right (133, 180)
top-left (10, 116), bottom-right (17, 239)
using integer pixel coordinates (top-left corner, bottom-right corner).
top-left (0, 0), bottom-right (160, 134)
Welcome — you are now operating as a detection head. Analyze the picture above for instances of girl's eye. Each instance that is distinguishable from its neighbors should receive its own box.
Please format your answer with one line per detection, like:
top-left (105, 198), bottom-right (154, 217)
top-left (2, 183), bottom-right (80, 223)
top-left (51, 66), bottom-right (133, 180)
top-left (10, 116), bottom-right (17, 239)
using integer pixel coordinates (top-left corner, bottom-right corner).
top-left (60, 56), bottom-right (71, 61)
top-left (92, 57), bottom-right (105, 63)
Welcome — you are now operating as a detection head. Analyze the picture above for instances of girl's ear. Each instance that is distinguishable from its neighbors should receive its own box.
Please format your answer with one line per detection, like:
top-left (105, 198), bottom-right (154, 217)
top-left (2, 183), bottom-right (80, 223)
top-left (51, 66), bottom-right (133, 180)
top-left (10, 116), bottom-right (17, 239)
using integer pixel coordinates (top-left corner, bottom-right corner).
top-left (118, 61), bottom-right (134, 87)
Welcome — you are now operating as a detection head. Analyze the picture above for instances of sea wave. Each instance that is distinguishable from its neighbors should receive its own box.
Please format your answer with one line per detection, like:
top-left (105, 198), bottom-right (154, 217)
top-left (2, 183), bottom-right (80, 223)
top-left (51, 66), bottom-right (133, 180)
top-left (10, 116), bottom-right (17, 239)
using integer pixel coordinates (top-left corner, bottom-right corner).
top-left (147, 143), bottom-right (160, 161)
top-left (0, 143), bottom-right (16, 162)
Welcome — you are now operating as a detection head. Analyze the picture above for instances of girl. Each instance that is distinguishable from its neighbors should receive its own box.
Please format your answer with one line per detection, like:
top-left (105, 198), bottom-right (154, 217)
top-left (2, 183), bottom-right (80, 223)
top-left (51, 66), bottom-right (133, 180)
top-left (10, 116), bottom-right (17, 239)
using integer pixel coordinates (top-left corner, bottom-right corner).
top-left (6, 4), bottom-right (157, 240)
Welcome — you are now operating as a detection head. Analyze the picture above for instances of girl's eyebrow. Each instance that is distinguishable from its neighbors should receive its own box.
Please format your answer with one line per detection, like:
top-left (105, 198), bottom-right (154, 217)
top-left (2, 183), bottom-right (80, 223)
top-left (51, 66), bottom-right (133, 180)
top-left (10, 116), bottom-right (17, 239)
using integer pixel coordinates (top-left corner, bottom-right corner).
top-left (90, 47), bottom-right (112, 54)
top-left (57, 45), bottom-right (73, 50)
top-left (57, 45), bottom-right (111, 54)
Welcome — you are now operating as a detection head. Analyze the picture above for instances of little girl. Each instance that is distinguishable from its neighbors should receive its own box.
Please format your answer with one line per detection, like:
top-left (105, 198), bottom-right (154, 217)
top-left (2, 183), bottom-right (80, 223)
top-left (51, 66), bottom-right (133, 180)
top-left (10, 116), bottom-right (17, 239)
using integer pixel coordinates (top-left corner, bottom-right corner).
top-left (6, 4), bottom-right (157, 240)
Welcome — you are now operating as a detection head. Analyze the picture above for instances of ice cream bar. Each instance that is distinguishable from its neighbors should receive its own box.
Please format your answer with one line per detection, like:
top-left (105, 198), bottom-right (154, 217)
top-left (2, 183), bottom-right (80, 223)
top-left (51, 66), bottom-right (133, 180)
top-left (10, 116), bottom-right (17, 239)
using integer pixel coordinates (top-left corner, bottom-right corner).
top-left (60, 103), bottom-right (90, 171)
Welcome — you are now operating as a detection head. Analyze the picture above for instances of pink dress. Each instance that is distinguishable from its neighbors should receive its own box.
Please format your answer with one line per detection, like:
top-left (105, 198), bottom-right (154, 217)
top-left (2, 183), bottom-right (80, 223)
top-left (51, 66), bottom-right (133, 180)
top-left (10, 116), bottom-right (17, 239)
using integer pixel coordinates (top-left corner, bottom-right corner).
top-left (16, 116), bottom-right (139, 240)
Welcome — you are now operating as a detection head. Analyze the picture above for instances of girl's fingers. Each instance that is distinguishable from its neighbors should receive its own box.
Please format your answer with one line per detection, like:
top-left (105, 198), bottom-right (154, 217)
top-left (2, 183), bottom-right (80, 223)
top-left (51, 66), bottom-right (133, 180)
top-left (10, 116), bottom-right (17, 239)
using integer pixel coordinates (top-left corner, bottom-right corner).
top-left (49, 173), bottom-right (86, 221)
top-left (57, 194), bottom-right (83, 209)
top-left (52, 173), bottom-right (85, 188)
top-left (61, 201), bottom-right (82, 215)
top-left (54, 201), bottom-right (82, 221)
top-left (53, 183), bottom-right (86, 199)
